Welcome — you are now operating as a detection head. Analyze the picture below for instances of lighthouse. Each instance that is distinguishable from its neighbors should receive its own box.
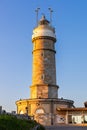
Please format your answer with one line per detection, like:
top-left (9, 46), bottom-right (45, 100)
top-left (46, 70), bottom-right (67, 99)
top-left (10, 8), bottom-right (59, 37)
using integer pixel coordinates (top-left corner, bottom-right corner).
top-left (16, 14), bottom-right (74, 126)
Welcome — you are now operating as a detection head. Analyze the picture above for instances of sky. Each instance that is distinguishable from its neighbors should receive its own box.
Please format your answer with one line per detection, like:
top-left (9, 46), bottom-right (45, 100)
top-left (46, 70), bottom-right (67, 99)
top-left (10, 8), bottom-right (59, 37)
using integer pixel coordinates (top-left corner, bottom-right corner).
top-left (0, 0), bottom-right (87, 112)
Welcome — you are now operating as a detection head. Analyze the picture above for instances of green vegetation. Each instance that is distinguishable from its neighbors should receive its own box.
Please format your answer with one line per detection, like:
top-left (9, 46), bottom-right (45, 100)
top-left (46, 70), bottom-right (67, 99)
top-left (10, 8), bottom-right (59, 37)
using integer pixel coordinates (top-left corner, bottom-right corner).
top-left (0, 114), bottom-right (45, 130)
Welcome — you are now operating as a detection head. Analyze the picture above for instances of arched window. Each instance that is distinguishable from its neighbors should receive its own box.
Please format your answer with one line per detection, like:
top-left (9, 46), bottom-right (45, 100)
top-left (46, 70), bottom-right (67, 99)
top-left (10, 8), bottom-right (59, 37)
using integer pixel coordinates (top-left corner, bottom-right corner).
top-left (35, 108), bottom-right (44, 114)
top-left (19, 110), bottom-right (24, 114)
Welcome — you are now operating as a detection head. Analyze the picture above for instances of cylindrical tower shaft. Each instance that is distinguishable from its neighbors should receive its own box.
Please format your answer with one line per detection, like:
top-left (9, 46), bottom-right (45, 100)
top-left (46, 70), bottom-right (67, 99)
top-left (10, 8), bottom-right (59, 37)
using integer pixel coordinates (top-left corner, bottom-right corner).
top-left (32, 39), bottom-right (56, 85)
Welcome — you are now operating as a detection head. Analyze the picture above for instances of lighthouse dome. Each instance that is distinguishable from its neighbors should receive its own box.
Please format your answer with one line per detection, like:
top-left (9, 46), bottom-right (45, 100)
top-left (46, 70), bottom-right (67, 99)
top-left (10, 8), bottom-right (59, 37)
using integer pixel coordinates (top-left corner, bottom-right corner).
top-left (32, 15), bottom-right (56, 42)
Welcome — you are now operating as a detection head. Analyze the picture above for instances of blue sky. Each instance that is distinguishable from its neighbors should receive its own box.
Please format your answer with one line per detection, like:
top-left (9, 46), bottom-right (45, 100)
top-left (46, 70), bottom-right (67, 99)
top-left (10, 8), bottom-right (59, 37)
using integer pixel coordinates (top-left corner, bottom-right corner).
top-left (0, 0), bottom-right (87, 112)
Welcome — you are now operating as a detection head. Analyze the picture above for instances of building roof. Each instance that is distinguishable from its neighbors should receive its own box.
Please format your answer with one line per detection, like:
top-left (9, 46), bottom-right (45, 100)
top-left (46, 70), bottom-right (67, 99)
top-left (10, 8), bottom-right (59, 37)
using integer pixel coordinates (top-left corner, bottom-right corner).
top-left (57, 107), bottom-right (87, 111)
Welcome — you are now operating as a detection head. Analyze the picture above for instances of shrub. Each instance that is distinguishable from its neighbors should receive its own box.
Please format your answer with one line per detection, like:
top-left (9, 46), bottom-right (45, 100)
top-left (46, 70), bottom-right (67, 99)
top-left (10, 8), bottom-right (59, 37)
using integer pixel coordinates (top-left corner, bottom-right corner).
top-left (0, 114), bottom-right (45, 130)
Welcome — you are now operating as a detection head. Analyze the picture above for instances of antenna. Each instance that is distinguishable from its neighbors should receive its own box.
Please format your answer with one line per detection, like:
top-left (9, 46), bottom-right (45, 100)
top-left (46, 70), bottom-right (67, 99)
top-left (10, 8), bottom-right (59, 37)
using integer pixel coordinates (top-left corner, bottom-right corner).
top-left (48, 8), bottom-right (53, 25)
top-left (35, 8), bottom-right (40, 26)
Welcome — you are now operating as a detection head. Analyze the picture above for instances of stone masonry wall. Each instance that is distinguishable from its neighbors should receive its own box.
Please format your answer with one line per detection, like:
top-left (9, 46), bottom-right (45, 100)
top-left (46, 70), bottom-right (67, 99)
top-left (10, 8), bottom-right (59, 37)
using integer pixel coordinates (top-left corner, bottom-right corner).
top-left (32, 39), bottom-right (56, 85)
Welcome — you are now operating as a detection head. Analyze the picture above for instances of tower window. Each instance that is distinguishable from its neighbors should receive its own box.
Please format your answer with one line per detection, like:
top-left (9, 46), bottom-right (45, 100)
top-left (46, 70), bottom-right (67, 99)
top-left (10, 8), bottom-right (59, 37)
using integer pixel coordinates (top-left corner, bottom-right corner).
top-left (33, 43), bottom-right (36, 50)
top-left (41, 74), bottom-right (44, 80)
top-left (41, 52), bottom-right (44, 57)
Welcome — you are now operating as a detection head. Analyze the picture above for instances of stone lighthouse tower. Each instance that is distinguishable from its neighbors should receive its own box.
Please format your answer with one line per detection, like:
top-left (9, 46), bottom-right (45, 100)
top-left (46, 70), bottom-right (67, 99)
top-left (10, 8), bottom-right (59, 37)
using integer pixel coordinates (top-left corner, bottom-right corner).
top-left (16, 14), bottom-right (74, 126)
top-left (31, 15), bottom-right (58, 99)
top-left (29, 15), bottom-right (60, 125)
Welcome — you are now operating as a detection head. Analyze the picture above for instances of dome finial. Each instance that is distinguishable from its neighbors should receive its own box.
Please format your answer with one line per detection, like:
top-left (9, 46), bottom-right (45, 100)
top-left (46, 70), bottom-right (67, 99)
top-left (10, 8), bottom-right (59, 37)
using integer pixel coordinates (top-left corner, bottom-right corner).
top-left (41, 13), bottom-right (46, 20)
top-left (39, 14), bottom-right (49, 25)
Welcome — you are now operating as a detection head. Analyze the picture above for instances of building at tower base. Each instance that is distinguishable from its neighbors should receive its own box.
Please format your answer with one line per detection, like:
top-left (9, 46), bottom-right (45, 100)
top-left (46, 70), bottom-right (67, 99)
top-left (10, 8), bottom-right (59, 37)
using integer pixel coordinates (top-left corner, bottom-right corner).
top-left (16, 98), bottom-right (74, 125)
